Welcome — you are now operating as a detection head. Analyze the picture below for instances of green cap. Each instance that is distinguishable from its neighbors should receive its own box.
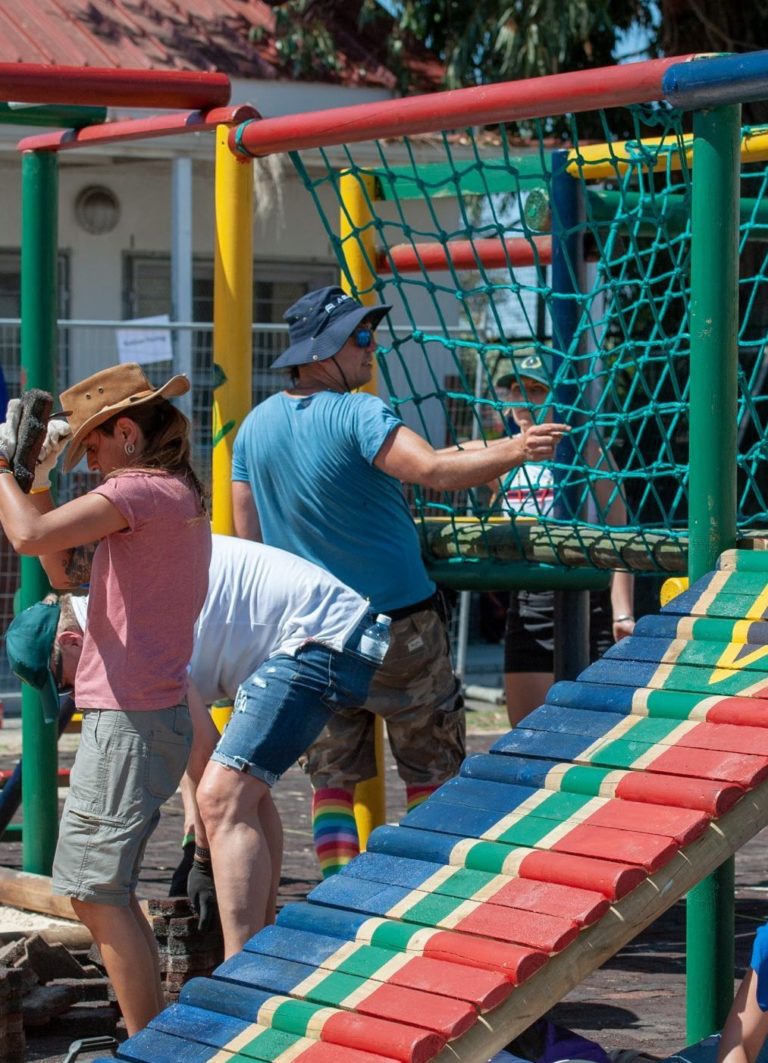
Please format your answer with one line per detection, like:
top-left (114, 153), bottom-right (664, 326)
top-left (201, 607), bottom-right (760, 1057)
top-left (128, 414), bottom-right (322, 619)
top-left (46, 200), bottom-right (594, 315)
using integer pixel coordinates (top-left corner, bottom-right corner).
top-left (5, 600), bottom-right (61, 724)
top-left (497, 348), bottom-right (552, 390)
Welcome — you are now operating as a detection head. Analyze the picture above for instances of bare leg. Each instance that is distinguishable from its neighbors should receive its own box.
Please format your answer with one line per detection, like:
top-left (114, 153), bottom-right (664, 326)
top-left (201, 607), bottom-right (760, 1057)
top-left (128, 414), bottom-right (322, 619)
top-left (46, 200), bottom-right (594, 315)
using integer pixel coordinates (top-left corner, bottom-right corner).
top-left (718, 969), bottom-right (768, 1063)
top-left (197, 761), bottom-right (283, 958)
top-left (71, 896), bottom-right (163, 1035)
top-left (504, 671), bottom-right (553, 727)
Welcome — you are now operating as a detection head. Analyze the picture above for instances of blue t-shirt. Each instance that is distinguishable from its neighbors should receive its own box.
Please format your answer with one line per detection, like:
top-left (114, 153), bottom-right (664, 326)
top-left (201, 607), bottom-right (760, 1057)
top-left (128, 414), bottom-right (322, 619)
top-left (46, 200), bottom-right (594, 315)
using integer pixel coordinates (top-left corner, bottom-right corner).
top-left (752, 923), bottom-right (768, 1010)
top-left (232, 390), bottom-right (435, 613)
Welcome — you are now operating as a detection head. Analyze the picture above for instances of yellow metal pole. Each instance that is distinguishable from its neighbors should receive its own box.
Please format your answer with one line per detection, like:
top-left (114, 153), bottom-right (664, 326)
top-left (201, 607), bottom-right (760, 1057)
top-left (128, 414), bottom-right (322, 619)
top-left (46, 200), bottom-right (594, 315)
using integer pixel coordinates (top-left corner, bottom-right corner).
top-left (567, 127), bottom-right (768, 181)
top-left (212, 124), bottom-right (253, 535)
top-left (339, 170), bottom-right (386, 847)
top-left (211, 125), bottom-right (253, 732)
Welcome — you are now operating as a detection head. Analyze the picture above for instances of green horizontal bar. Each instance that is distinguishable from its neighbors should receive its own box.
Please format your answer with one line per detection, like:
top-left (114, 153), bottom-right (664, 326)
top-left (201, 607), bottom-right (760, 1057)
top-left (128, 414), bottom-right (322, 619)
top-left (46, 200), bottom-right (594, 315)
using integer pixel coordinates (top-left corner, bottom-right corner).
top-left (590, 189), bottom-right (768, 238)
top-left (424, 559), bottom-right (611, 591)
top-left (372, 157), bottom-right (547, 201)
top-left (522, 187), bottom-right (768, 241)
top-left (0, 103), bottom-right (107, 129)
top-left (1, 824), bottom-right (22, 841)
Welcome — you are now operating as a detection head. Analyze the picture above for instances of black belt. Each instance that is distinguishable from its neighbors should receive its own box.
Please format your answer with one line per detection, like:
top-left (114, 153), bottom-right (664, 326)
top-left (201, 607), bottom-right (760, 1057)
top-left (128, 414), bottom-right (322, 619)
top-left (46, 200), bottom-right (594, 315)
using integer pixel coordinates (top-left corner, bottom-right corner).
top-left (387, 592), bottom-right (440, 622)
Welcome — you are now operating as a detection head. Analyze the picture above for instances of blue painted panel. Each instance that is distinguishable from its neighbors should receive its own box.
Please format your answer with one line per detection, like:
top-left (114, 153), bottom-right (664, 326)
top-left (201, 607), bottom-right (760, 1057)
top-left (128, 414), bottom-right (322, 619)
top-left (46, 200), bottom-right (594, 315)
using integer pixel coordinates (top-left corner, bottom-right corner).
top-left (150, 1003), bottom-right (251, 1050)
top-left (603, 636), bottom-right (675, 662)
top-left (116, 1028), bottom-right (216, 1063)
top-left (243, 924), bottom-right (351, 965)
top-left (180, 975), bottom-right (275, 1021)
top-left (521, 704), bottom-right (624, 738)
top-left (579, 659), bottom-right (659, 688)
top-left (546, 681), bottom-right (636, 714)
top-left (491, 728), bottom-right (592, 760)
top-left (461, 752), bottom-right (557, 787)
top-left (277, 901), bottom-right (369, 940)
top-left (368, 824), bottom-right (459, 863)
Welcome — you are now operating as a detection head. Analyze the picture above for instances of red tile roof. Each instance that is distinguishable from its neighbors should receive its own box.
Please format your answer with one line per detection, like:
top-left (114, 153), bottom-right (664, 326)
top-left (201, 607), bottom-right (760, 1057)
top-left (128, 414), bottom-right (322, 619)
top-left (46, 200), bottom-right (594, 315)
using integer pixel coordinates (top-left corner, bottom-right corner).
top-left (0, 0), bottom-right (443, 92)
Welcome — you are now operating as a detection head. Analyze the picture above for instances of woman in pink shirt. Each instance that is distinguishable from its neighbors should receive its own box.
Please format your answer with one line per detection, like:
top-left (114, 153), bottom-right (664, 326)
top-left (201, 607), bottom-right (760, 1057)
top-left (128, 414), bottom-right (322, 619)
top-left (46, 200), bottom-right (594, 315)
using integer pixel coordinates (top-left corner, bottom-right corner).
top-left (0, 363), bottom-right (211, 1035)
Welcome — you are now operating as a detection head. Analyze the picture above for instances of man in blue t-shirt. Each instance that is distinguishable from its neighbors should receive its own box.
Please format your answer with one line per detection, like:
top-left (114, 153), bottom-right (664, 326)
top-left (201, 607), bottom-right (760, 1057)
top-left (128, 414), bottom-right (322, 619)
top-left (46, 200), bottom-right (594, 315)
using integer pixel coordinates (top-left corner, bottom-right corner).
top-left (232, 285), bottom-right (567, 877)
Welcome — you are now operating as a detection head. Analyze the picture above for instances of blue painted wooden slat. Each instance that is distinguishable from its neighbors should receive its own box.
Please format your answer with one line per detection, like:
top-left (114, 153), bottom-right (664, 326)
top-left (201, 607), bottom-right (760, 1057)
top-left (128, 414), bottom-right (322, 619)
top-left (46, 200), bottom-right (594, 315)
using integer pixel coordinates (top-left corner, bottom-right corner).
top-left (181, 976), bottom-right (275, 1021)
top-left (461, 752), bottom-right (560, 788)
top-left (546, 681), bottom-right (636, 713)
top-left (150, 1003), bottom-right (295, 1061)
top-left (277, 902), bottom-right (370, 941)
top-left (115, 1028), bottom-right (216, 1063)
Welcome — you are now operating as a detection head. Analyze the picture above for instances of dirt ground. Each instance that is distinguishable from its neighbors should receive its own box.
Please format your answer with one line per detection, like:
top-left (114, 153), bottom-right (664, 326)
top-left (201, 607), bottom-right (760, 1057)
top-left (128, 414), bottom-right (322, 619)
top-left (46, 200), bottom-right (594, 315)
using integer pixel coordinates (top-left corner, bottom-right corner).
top-left (1, 702), bottom-right (765, 1063)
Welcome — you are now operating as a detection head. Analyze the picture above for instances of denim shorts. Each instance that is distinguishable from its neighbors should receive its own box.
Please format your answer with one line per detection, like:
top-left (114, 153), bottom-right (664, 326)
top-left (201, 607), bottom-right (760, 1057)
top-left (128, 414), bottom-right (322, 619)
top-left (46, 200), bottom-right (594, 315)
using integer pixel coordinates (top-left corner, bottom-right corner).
top-left (211, 614), bottom-right (380, 787)
top-left (52, 704), bottom-right (192, 906)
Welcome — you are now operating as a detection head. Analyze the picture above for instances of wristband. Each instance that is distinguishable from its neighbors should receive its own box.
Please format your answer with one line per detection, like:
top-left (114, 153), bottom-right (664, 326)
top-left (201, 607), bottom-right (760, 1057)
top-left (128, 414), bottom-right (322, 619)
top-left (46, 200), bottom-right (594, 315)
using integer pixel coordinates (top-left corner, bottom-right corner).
top-left (613, 614), bottom-right (634, 622)
top-left (0, 466), bottom-right (12, 475)
top-left (194, 844), bottom-right (211, 864)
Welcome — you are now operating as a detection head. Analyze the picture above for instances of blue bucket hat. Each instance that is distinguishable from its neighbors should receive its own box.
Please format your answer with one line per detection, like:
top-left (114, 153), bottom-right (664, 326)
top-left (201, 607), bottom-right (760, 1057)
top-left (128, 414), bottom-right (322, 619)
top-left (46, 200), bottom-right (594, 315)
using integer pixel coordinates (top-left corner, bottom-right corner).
top-left (271, 286), bottom-right (392, 370)
top-left (5, 599), bottom-right (61, 724)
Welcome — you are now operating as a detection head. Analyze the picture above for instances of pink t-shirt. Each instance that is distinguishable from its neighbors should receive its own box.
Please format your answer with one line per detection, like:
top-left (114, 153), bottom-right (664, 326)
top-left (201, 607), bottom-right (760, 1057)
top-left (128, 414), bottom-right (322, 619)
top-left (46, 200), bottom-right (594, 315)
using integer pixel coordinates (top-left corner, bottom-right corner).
top-left (74, 471), bottom-right (212, 711)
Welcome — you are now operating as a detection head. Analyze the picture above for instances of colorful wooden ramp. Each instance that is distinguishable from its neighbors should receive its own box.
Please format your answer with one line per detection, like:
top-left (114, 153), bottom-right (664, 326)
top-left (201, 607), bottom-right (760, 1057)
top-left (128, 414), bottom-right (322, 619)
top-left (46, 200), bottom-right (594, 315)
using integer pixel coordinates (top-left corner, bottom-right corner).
top-left (98, 549), bottom-right (768, 1063)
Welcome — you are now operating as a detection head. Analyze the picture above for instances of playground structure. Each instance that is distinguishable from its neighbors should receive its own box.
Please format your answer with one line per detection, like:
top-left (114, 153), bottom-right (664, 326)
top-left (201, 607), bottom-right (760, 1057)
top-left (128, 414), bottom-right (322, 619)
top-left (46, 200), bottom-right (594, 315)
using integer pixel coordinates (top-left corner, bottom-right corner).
top-left (5, 46), bottom-right (768, 1063)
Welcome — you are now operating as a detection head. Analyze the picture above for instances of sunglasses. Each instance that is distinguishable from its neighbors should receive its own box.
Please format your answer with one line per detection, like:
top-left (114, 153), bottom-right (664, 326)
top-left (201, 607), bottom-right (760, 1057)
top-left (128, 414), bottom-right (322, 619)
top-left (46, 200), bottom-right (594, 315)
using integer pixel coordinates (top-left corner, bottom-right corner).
top-left (351, 327), bottom-right (376, 349)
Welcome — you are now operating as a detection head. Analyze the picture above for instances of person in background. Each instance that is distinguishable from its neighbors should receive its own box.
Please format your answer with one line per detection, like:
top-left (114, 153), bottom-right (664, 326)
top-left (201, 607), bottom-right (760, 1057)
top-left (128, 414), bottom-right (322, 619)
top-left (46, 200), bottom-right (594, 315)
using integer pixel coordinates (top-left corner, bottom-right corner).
top-left (231, 285), bottom-right (569, 877)
top-left (491, 350), bottom-right (635, 726)
top-left (0, 364), bottom-right (210, 1035)
top-left (718, 925), bottom-right (768, 1063)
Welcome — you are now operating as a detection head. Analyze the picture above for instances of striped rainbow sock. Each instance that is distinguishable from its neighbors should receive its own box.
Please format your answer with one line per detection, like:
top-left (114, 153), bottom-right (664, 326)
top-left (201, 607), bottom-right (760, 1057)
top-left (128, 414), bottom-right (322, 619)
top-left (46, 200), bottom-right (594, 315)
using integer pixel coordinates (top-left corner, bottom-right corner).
top-left (311, 787), bottom-right (359, 878)
top-left (405, 782), bottom-right (439, 813)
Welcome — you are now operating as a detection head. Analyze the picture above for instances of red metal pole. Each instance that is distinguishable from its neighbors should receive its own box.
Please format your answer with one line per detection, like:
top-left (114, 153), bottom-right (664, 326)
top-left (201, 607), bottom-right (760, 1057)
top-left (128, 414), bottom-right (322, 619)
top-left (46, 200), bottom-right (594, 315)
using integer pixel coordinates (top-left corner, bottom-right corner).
top-left (0, 63), bottom-right (230, 109)
top-left (230, 56), bottom-right (694, 158)
top-left (18, 104), bottom-right (260, 153)
top-left (379, 236), bottom-right (552, 273)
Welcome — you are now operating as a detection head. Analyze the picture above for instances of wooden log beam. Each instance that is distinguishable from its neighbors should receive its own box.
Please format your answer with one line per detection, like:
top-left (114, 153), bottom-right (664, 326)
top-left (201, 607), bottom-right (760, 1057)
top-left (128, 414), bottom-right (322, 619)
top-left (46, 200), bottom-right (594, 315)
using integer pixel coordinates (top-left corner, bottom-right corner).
top-left (420, 518), bottom-right (768, 575)
top-left (0, 867), bottom-right (77, 921)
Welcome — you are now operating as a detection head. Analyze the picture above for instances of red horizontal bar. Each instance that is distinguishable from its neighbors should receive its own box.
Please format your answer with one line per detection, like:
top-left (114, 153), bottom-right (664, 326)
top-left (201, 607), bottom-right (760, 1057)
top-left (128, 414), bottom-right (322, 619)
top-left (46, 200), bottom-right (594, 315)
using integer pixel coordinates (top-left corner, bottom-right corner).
top-left (0, 63), bottom-right (230, 110)
top-left (380, 236), bottom-right (552, 273)
top-left (18, 104), bottom-right (261, 153)
top-left (230, 56), bottom-right (694, 158)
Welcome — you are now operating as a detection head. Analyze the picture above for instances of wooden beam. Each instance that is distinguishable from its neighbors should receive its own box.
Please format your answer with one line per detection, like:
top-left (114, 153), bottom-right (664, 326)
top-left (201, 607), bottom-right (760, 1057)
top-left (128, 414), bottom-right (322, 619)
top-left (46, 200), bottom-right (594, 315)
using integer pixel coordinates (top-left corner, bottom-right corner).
top-left (0, 867), bottom-right (77, 921)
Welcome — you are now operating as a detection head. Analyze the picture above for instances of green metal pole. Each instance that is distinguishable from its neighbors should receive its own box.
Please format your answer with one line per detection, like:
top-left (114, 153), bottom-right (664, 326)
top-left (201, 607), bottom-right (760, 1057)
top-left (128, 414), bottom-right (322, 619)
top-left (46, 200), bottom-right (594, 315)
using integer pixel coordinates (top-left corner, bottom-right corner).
top-left (20, 150), bottom-right (59, 874)
top-left (685, 105), bottom-right (741, 1042)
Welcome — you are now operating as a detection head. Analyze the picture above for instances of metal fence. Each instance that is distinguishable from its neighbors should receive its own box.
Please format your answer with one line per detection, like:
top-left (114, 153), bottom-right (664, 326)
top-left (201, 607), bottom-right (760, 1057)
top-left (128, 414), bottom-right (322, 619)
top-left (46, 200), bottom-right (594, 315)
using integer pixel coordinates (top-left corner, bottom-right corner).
top-left (0, 317), bottom-right (293, 704)
top-left (0, 318), bottom-right (488, 707)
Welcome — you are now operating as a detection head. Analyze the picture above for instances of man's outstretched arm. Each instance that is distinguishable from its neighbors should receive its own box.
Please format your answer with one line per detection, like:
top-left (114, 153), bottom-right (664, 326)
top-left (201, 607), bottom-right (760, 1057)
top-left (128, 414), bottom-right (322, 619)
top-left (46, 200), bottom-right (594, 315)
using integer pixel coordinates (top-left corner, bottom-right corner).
top-left (373, 421), bottom-right (569, 492)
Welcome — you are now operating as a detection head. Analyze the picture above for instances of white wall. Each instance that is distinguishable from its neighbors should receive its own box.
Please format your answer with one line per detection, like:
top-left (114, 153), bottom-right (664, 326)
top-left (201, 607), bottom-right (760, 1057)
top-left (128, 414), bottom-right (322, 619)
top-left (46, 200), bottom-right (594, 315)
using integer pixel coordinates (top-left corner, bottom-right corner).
top-left (0, 80), bottom-right (463, 441)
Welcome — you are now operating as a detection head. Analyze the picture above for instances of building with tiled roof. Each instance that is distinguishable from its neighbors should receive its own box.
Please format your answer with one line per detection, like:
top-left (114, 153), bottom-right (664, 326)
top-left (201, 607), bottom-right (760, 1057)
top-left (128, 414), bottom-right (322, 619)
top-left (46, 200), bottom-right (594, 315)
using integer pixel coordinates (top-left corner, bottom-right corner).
top-left (0, 2), bottom-right (467, 704)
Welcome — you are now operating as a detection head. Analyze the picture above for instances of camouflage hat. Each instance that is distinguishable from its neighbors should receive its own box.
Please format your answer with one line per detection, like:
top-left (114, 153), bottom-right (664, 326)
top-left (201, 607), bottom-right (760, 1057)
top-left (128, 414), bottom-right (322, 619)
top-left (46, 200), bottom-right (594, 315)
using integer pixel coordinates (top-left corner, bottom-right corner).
top-left (497, 349), bottom-right (552, 390)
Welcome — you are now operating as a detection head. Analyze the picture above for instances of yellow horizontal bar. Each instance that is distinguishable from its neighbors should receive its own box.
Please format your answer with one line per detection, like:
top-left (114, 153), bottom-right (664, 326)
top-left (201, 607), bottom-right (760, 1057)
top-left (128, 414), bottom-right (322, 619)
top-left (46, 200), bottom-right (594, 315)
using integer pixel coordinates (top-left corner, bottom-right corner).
top-left (567, 127), bottom-right (768, 180)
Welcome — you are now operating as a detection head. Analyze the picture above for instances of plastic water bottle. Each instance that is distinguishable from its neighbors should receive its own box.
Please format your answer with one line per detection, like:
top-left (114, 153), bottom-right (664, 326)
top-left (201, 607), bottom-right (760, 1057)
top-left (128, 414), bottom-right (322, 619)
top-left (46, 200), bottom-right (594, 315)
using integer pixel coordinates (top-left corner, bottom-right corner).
top-left (358, 614), bottom-right (392, 664)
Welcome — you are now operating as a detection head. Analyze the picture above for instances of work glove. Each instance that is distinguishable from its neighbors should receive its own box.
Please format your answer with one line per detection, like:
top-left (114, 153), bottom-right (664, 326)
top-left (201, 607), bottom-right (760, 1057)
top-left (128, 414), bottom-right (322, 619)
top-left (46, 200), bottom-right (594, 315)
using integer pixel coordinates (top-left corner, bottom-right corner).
top-left (168, 839), bottom-right (195, 898)
top-left (0, 398), bottom-right (21, 465)
top-left (187, 856), bottom-right (217, 933)
top-left (32, 418), bottom-right (71, 490)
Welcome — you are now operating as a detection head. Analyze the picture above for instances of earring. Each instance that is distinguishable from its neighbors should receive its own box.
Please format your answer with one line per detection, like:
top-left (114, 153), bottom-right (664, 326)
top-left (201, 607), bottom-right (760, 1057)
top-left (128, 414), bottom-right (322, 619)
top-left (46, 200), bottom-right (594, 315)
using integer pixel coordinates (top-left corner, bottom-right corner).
top-left (124, 441), bottom-right (135, 456)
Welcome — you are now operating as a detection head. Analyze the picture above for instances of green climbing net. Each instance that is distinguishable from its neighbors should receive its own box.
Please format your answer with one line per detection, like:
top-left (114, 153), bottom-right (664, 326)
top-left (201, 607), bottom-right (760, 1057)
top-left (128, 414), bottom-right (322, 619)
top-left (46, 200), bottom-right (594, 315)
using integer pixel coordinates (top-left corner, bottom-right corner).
top-left (288, 103), bottom-right (768, 581)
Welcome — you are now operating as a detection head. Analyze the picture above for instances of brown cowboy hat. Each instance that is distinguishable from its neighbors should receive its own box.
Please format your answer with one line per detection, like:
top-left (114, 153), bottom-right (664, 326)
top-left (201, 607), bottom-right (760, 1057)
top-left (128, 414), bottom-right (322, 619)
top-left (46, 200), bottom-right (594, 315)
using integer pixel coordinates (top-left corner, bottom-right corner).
top-left (59, 362), bottom-right (189, 472)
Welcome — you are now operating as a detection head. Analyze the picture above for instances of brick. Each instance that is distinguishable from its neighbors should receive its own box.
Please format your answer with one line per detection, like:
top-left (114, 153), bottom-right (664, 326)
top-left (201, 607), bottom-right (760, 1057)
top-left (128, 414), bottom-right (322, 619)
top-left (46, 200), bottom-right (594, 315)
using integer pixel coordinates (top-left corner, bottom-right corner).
top-left (24, 934), bottom-right (90, 983)
top-left (22, 984), bottom-right (80, 1028)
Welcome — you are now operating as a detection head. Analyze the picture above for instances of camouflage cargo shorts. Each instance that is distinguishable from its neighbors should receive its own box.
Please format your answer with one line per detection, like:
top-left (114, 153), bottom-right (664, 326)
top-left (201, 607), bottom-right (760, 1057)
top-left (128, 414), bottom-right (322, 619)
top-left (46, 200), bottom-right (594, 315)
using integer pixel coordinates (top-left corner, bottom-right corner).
top-left (301, 604), bottom-right (465, 789)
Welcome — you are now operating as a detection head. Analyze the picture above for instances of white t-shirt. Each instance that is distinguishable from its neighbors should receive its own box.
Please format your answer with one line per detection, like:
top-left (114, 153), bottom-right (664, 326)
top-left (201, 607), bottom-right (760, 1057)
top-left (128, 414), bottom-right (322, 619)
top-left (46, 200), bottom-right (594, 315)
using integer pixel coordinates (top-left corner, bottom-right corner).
top-left (498, 461), bottom-right (555, 517)
top-left (74, 534), bottom-right (369, 706)
top-left (189, 535), bottom-right (369, 703)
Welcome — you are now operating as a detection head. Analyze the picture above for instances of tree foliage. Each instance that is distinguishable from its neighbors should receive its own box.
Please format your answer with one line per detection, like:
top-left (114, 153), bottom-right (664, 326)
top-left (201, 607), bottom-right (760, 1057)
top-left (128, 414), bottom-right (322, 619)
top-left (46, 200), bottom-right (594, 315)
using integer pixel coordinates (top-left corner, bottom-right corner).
top-left (383, 0), bottom-right (653, 88)
top-left (263, 0), bottom-right (768, 108)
